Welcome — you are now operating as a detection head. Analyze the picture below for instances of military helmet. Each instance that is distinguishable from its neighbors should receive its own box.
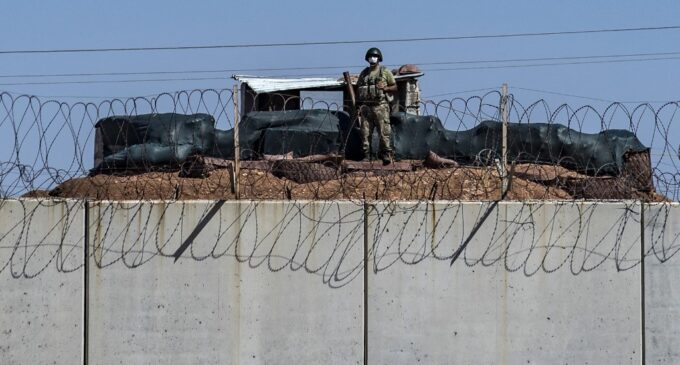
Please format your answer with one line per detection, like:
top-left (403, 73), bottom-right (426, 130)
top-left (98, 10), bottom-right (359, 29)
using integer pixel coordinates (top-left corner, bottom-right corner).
top-left (365, 47), bottom-right (383, 62)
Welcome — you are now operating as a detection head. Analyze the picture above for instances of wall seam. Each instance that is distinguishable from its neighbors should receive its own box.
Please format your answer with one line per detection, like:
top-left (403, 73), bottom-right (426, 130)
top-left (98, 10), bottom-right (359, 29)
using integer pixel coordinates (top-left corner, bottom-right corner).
top-left (363, 200), bottom-right (369, 365)
top-left (83, 200), bottom-right (89, 365)
top-left (640, 201), bottom-right (646, 365)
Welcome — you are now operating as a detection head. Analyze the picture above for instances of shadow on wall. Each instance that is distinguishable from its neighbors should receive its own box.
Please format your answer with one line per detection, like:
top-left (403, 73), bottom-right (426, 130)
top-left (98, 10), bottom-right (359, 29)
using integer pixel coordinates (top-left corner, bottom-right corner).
top-left (3, 199), bottom-right (677, 288)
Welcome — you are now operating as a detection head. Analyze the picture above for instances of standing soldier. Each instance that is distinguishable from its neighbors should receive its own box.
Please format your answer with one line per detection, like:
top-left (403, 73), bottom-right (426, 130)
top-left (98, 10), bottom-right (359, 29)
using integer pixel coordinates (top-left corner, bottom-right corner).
top-left (357, 47), bottom-right (397, 165)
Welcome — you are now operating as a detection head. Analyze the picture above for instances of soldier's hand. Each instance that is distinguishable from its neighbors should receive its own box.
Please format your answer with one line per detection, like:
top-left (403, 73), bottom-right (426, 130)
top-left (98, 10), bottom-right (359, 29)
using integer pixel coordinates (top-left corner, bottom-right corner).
top-left (376, 81), bottom-right (386, 90)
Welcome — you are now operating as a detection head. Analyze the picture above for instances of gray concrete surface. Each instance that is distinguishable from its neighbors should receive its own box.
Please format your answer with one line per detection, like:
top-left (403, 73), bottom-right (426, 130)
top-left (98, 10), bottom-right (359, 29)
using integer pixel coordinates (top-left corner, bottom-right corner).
top-left (644, 202), bottom-right (680, 364)
top-left (367, 201), bottom-right (642, 365)
top-left (87, 200), bottom-right (364, 365)
top-left (4, 199), bottom-right (680, 364)
top-left (0, 199), bottom-right (84, 365)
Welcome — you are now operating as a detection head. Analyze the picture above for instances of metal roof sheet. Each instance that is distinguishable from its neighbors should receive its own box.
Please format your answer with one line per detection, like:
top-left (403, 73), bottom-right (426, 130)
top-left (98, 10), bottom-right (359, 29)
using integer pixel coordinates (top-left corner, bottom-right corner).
top-left (233, 72), bottom-right (424, 94)
top-left (233, 75), bottom-right (343, 93)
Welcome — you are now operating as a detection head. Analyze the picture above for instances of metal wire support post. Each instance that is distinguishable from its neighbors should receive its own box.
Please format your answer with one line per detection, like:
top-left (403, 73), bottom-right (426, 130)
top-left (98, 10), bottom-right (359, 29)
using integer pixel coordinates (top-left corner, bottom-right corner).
top-left (500, 83), bottom-right (509, 198)
top-left (362, 198), bottom-right (369, 365)
top-left (233, 84), bottom-right (241, 199)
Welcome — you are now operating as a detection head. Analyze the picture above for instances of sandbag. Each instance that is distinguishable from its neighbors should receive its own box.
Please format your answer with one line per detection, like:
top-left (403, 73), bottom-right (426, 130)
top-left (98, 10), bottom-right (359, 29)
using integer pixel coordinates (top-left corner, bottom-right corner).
top-left (91, 110), bottom-right (647, 177)
top-left (211, 109), bottom-right (349, 159)
top-left (388, 113), bottom-right (646, 176)
top-left (93, 113), bottom-right (215, 172)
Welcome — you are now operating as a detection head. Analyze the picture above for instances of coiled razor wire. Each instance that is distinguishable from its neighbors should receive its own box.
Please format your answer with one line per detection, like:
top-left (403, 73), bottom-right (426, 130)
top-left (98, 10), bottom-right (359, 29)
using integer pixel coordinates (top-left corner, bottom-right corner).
top-left (0, 89), bottom-right (678, 201)
top-left (0, 87), bottom-right (679, 283)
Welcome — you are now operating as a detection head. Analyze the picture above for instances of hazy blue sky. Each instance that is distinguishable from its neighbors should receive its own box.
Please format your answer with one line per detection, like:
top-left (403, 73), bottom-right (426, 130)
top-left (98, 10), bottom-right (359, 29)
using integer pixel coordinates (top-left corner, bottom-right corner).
top-left (2, 0), bottom-right (680, 195)
top-left (2, 0), bottom-right (680, 105)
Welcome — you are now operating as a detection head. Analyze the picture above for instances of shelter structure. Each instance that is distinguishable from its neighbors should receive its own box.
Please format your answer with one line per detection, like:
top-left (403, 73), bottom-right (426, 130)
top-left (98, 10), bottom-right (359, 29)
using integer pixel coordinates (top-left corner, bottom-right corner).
top-left (233, 66), bottom-right (424, 116)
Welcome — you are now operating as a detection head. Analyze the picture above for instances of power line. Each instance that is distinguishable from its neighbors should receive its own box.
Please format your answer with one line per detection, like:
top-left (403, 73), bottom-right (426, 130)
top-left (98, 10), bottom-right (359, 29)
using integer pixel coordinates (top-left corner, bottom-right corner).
top-left (0, 55), bottom-right (671, 86)
top-left (0, 77), bottom-right (229, 86)
top-left (3, 50), bottom-right (680, 79)
top-left (244, 55), bottom-right (680, 77)
top-left (512, 87), bottom-right (616, 103)
top-left (421, 50), bottom-right (680, 66)
top-left (513, 86), bottom-right (677, 104)
top-left (423, 55), bottom-right (680, 73)
top-left (1, 25), bottom-right (679, 55)
top-left (423, 88), bottom-right (500, 99)
top-left (0, 54), bottom-right (679, 87)
top-left (0, 91), bottom-right (147, 99)
top-left (0, 66), bottom-right (365, 79)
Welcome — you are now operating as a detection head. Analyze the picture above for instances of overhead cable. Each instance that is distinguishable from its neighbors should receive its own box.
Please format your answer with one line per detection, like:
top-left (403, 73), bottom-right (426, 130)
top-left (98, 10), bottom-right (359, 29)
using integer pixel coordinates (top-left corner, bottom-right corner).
top-left (0, 25), bottom-right (679, 55)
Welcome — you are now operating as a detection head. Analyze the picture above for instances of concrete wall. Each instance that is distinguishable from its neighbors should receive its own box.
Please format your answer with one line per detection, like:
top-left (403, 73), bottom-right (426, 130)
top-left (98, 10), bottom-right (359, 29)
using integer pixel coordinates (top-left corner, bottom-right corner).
top-left (1, 199), bottom-right (679, 364)
top-left (0, 199), bottom-right (84, 365)
top-left (87, 200), bottom-right (364, 365)
top-left (367, 201), bottom-right (642, 365)
top-left (644, 202), bottom-right (680, 364)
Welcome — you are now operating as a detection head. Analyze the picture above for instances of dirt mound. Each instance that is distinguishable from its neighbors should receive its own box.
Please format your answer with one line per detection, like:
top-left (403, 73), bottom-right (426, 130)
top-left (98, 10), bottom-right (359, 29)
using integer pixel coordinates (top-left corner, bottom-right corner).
top-left (32, 160), bottom-right (668, 202)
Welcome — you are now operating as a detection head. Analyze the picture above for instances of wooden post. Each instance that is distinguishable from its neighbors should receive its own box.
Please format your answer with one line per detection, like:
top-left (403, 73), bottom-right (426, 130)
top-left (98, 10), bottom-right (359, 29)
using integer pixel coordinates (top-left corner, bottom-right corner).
top-left (343, 71), bottom-right (356, 112)
top-left (233, 84), bottom-right (241, 199)
top-left (343, 71), bottom-right (359, 157)
top-left (500, 83), bottom-right (509, 198)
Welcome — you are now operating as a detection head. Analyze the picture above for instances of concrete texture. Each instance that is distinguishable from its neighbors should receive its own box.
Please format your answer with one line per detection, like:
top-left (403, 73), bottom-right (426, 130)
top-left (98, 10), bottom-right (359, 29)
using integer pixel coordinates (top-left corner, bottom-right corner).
top-left (0, 199), bottom-right (84, 365)
top-left (644, 202), bottom-right (680, 364)
top-left (87, 200), bottom-right (364, 365)
top-left (367, 201), bottom-right (643, 365)
top-left (234, 201), bottom-right (364, 364)
top-left (5, 198), bottom-right (680, 364)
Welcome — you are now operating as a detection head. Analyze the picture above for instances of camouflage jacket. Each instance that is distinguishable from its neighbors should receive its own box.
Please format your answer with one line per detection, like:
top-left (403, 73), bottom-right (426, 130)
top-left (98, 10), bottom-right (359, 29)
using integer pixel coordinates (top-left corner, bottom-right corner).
top-left (357, 65), bottom-right (396, 104)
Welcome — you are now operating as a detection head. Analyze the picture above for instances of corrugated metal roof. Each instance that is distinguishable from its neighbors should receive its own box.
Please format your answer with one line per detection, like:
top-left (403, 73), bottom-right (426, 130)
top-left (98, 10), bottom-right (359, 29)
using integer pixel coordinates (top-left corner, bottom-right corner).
top-left (233, 72), bottom-right (425, 93)
top-left (233, 75), bottom-right (343, 93)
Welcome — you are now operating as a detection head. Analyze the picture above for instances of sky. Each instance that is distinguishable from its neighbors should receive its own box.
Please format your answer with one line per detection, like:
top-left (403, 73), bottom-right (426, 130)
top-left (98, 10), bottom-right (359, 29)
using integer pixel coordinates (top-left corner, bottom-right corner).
top-left (1, 0), bottom-right (680, 194)
top-left (2, 0), bottom-right (679, 103)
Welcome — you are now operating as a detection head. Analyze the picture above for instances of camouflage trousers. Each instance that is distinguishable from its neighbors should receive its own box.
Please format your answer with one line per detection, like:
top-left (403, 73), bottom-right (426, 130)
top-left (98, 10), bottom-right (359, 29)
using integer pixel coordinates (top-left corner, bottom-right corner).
top-left (359, 103), bottom-right (392, 159)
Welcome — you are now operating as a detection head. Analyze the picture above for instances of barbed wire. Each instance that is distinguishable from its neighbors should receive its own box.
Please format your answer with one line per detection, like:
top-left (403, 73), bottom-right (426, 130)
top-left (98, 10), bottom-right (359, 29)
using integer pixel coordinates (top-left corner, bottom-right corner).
top-left (1, 89), bottom-right (679, 283)
top-left (0, 88), bottom-right (678, 201)
top-left (2, 199), bottom-right (678, 285)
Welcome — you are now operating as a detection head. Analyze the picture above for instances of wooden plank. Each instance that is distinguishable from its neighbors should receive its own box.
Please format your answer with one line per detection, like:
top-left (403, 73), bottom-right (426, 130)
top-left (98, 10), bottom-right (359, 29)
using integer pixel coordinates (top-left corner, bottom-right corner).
top-left (241, 161), bottom-right (273, 170)
top-left (342, 160), bottom-right (412, 172)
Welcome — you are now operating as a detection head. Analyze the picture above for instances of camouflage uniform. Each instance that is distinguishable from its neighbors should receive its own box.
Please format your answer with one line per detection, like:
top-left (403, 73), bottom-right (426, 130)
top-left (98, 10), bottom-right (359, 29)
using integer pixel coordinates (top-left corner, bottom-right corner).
top-left (356, 65), bottom-right (396, 160)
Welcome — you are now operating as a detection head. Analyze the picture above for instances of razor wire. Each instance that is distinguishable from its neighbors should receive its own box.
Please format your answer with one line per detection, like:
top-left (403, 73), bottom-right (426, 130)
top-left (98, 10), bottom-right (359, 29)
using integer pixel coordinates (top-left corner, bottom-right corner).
top-left (2, 198), bottom-right (678, 285)
top-left (1, 87), bottom-right (679, 282)
top-left (0, 88), bottom-right (678, 201)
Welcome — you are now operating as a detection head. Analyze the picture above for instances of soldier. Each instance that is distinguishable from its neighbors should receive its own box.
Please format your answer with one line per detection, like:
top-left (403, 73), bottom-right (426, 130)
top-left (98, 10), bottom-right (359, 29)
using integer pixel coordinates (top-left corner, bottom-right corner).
top-left (356, 47), bottom-right (397, 165)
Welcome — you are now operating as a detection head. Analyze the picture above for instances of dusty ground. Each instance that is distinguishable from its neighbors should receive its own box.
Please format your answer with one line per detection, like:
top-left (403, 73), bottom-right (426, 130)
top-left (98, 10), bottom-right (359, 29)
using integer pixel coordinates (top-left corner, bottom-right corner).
top-left (23, 161), bottom-right (668, 202)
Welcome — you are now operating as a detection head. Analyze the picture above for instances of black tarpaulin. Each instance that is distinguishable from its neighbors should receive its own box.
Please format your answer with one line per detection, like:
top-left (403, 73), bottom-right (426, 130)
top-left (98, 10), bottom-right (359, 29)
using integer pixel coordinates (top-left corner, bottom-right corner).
top-left (93, 113), bottom-right (215, 171)
top-left (92, 110), bottom-right (647, 177)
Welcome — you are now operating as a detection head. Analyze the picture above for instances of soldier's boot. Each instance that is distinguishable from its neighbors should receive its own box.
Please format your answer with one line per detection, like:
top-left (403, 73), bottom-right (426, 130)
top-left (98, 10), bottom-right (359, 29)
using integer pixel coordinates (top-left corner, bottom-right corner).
top-left (382, 152), bottom-right (393, 166)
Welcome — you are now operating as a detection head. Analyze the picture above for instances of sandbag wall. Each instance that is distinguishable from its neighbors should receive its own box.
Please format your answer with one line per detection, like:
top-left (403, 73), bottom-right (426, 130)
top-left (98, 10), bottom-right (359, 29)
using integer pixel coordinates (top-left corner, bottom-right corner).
top-left (93, 111), bottom-right (648, 177)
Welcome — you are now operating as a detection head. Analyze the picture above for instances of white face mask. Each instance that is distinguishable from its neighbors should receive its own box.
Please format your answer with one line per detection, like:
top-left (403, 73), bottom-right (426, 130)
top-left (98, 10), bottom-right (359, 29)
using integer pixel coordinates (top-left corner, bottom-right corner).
top-left (368, 56), bottom-right (379, 64)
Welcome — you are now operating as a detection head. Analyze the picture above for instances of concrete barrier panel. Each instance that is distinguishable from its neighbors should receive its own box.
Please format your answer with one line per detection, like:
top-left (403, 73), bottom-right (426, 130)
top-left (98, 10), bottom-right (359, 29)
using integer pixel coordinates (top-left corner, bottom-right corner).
top-left (0, 199), bottom-right (84, 364)
top-left (88, 200), bottom-right (241, 364)
top-left (88, 200), bottom-right (364, 365)
top-left (368, 201), bottom-right (642, 364)
top-left (644, 202), bottom-right (680, 364)
top-left (235, 201), bottom-right (364, 364)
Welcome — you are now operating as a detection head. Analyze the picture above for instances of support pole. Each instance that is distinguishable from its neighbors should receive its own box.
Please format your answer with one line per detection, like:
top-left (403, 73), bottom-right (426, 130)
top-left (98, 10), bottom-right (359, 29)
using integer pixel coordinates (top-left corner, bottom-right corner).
top-left (233, 84), bottom-right (241, 199)
top-left (640, 201), bottom-right (646, 365)
top-left (343, 71), bottom-right (357, 113)
top-left (500, 83), bottom-right (509, 199)
top-left (363, 198), bottom-right (369, 365)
